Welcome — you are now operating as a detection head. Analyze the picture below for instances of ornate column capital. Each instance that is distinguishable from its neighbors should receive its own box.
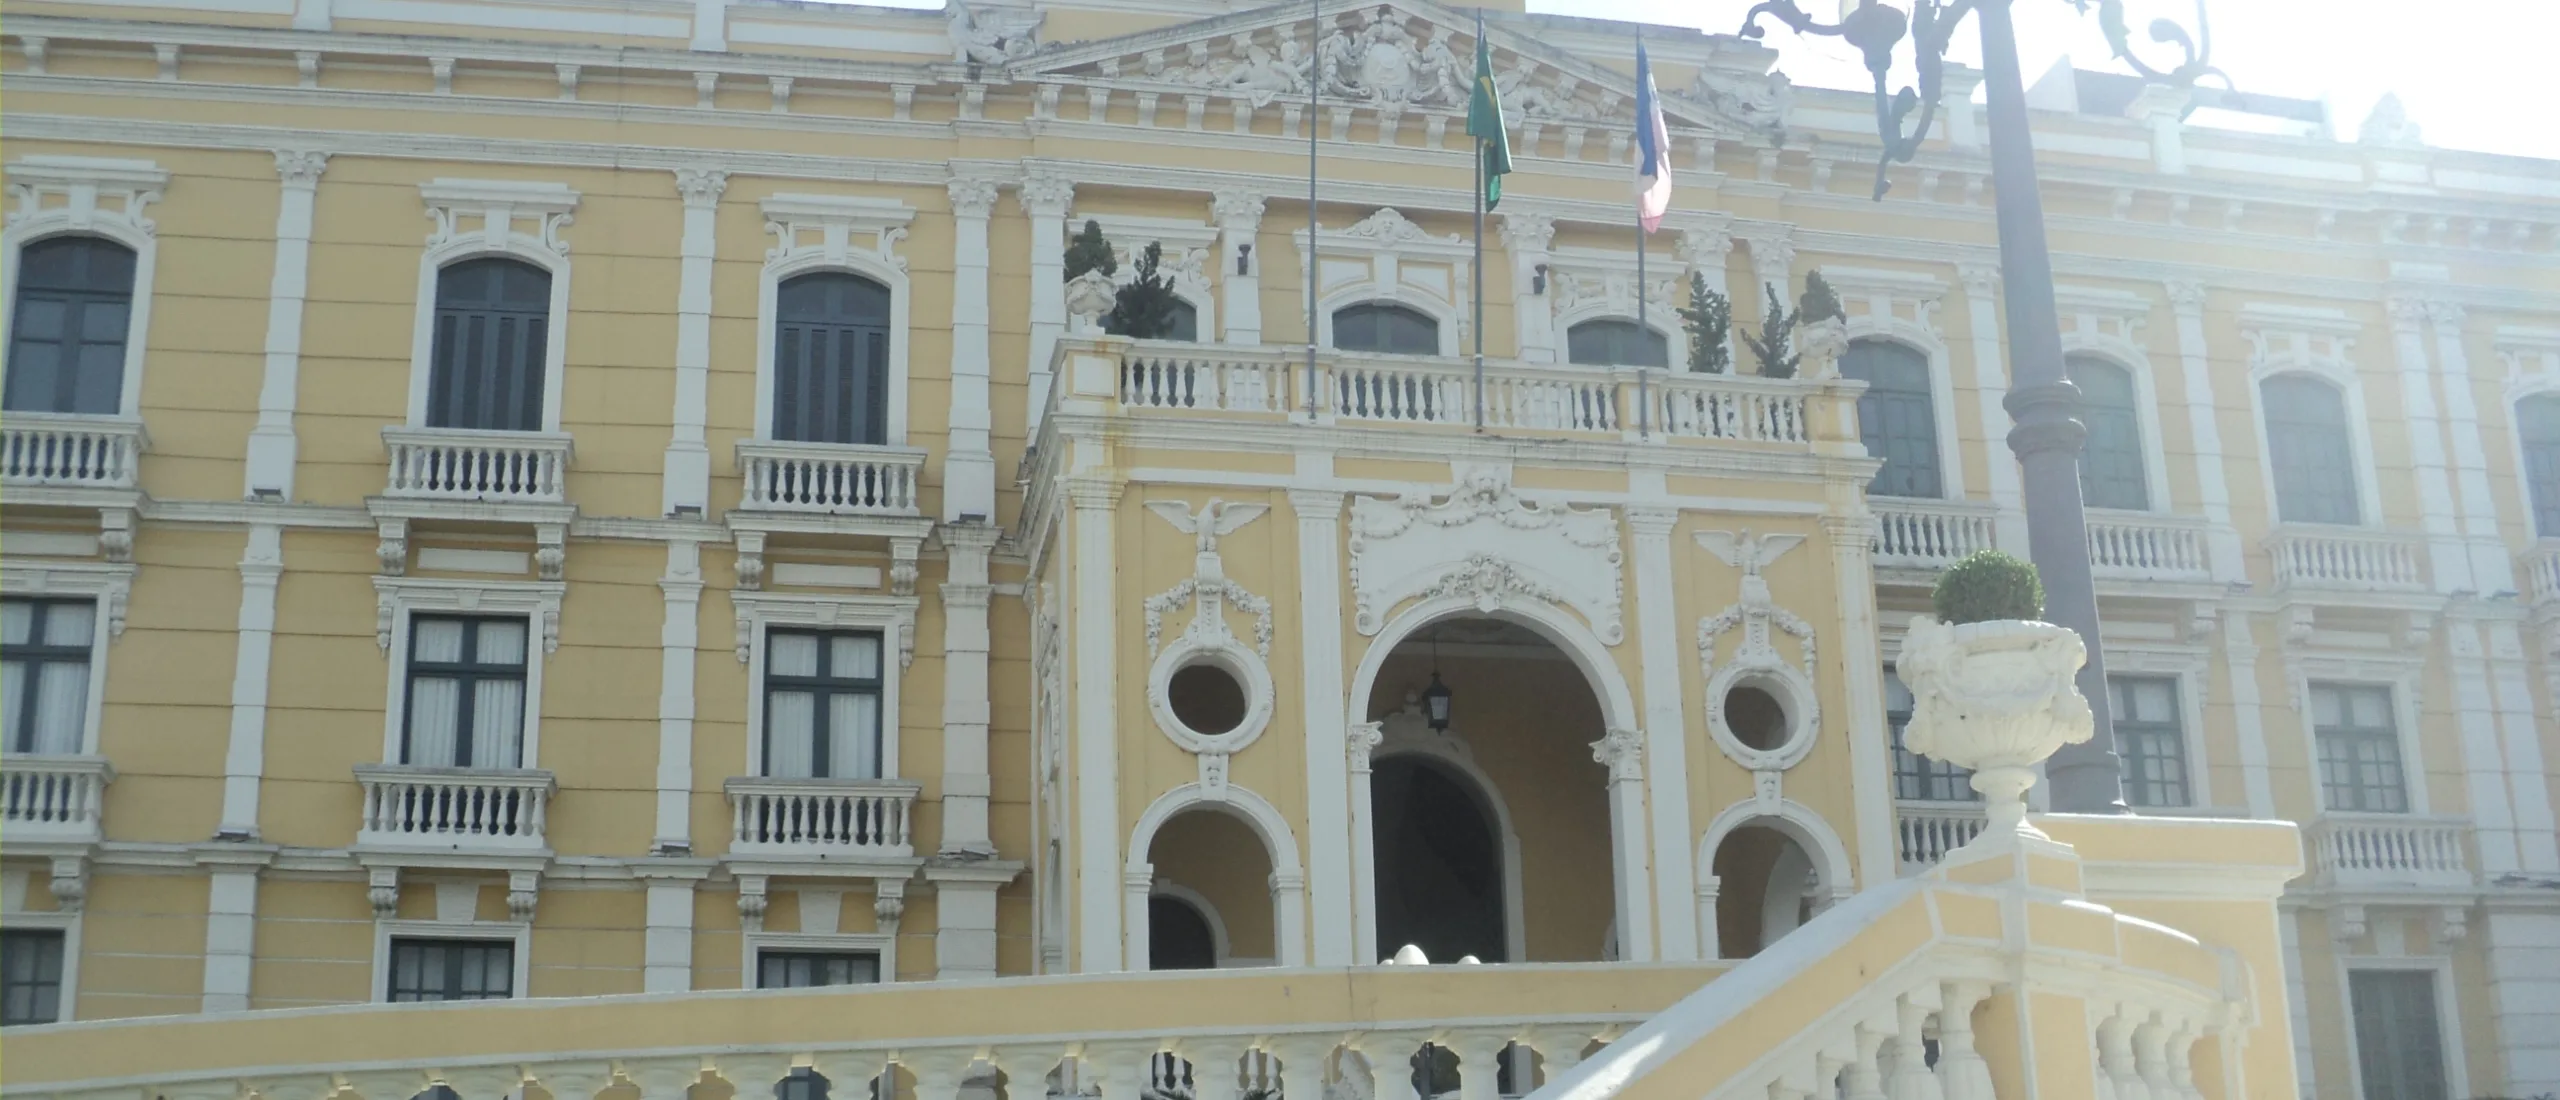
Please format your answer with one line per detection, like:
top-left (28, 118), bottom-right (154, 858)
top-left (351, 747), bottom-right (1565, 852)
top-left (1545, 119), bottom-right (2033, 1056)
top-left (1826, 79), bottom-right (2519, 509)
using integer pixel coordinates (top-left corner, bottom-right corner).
top-left (1745, 233), bottom-right (1796, 292)
top-left (272, 148), bottom-right (330, 188)
top-left (1066, 477), bottom-right (1124, 511)
top-left (2163, 278), bottom-right (2207, 314)
top-left (1624, 506), bottom-right (1680, 540)
top-left (1020, 172), bottom-right (1075, 217)
top-left (1677, 225), bottom-right (1733, 268)
top-left (2424, 299), bottom-right (2466, 327)
top-left (673, 167), bottom-right (729, 208)
top-left (1957, 262), bottom-right (2000, 299)
top-left (947, 177), bottom-right (1002, 220)
top-left (1210, 187), bottom-right (1266, 228)
top-left (2387, 295), bottom-right (2431, 332)
top-left (1497, 210), bottom-right (1556, 254)
top-left (1592, 727), bottom-right (1645, 782)
top-left (1348, 721), bottom-right (1385, 773)
top-left (1287, 486), bottom-right (1344, 520)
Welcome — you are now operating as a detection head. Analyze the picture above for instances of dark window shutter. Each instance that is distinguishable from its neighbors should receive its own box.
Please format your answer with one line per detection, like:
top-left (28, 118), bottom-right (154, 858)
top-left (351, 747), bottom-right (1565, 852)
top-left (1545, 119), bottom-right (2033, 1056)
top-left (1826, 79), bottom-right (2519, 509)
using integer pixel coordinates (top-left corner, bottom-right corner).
top-left (2067, 355), bottom-right (2150, 510)
top-left (1566, 320), bottom-right (1670, 368)
top-left (1332, 303), bottom-right (1440, 355)
top-left (427, 258), bottom-right (552, 432)
top-left (2261, 374), bottom-right (2361, 525)
top-left (5, 236), bottom-right (139, 415)
top-left (773, 272), bottom-right (892, 445)
top-left (1839, 340), bottom-right (1944, 499)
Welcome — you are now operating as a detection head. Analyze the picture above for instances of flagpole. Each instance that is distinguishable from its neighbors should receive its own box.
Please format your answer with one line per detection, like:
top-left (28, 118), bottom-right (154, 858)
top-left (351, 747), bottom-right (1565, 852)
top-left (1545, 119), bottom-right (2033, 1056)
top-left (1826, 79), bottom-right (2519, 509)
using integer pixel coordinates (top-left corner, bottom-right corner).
top-left (1633, 28), bottom-right (1649, 440)
top-left (1304, 0), bottom-right (1320, 420)
top-left (1471, 6), bottom-right (1487, 434)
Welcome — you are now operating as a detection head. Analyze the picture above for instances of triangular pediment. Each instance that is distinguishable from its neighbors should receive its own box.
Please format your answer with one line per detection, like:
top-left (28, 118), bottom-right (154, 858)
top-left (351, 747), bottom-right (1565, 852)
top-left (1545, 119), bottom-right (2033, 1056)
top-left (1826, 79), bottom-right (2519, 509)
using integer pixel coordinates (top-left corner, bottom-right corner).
top-left (1006, 1), bottom-right (1772, 137)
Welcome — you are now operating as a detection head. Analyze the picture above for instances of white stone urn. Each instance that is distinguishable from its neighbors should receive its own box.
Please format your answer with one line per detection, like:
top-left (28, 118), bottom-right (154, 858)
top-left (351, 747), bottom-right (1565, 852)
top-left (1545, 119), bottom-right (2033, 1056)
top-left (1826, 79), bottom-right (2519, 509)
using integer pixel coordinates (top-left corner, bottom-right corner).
top-left (1893, 614), bottom-right (2094, 838)
top-left (1797, 315), bottom-right (1848, 379)
top-left (1064, 268), bottom-right (1118, 334)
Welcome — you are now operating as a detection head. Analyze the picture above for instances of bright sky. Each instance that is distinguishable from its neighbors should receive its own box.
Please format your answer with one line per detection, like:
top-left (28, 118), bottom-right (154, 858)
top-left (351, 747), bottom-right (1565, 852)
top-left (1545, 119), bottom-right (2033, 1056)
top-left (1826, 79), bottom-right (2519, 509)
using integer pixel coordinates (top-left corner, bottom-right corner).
top-left (1546, 0), bottom-right (2558, 162)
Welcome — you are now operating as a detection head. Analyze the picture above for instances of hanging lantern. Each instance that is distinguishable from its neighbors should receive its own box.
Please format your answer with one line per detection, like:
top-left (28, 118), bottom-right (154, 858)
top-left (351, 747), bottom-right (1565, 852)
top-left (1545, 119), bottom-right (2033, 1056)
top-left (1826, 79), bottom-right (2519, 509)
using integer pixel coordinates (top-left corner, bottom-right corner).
top-left (1422, 671), bottom-right (1454, 732)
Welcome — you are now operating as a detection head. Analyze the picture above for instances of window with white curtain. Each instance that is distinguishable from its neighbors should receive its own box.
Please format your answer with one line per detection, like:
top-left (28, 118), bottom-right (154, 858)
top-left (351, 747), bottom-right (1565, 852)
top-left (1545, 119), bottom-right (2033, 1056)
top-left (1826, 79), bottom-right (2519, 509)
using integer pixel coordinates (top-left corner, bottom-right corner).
top-left (2312, 682), bottom-right (2406, 813)
top-left (2108, 675), bottom-right (2190, 808)
top-left (762, 629), bottom-right (884, 780)
top-left (2, 598), bottom-right (94, 756)
top-left (402, 616), bottom-right (529, 769)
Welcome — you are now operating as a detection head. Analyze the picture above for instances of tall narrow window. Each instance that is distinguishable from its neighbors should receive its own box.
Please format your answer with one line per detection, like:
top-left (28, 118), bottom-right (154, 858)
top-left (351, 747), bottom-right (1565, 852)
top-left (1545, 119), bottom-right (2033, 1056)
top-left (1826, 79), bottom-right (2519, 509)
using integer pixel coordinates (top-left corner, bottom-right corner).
top-left (427, 258), bottom-right (551, 432)
top-left (2068, 355), bottom-right (2149, 511)
top-left (1886, 667), bottom-right (1975, 802)
top-left (2312, 683), bottom-right (2406, 813)
top-left (1566, 320), bottom-right (1669, 368)
top-left (2349, 969), bottom-right (2449, 1100)
top-left (2518, 393), bottom-right (2560, 538)
top-left (6, 236), bottom-right (137, 415)
top-left (1331, 303), bottom-right (1439, 355)
top-left (385, 937), bottom-right (513, 1002)
top-left (2262, 375), bottom-right (2361, 525)
top-left (0, 929), bottom-right (65, 1026)
top-left (1839, 340), bottom-right (1943, 498)
top-left (2, 599), bottom-right (95, 756)
top-left (2108, 675), bottom-right (2190, 808)
top-left (763, 629), bottom-right (884, 780)
top-left (756, 949), bottom-right (880, 988)
top-left (402, 617), bottom-right (529, 769)
top-left (773, 272), bottom-right (892, 445)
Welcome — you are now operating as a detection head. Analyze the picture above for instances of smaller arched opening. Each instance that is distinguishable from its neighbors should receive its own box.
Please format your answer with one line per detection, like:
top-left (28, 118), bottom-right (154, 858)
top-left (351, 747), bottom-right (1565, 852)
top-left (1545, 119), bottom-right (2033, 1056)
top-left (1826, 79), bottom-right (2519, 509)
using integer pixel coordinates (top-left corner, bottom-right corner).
top-left (773, 270), bottom-right (894, 446)
top-left (5, 235), bottom-right (140, 416)
top-left (2259, 372), bottom-right (2362, 525)
top-left (1708, 823), bottom-right (1819, 959)
top-left (1136, 802), bottom-right (1279, 969)
top-left (1838, 337), bottom-right (1944, 499)
top-left (1564, 318), bottom-right (1669, 369)
top-left (426, 256), bottom-right (554, 433)
top-left (1332, 301), bottom-right (1441, 355)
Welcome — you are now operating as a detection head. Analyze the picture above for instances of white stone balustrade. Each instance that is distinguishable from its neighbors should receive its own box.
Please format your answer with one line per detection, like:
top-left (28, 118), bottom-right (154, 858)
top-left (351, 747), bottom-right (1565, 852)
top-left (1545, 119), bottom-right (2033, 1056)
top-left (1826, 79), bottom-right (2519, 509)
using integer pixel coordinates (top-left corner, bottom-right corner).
top-left (381, 426), bottom-right (573, 505)
top-left (1870, 500), bottom-right (2001, 570)
top-left (1119, 346), bottom-right (1294, 413)
top-left (2524, 541), bottom-right (2560, 606)
top-left (1893, 801), bottom-right (1987, 873)
top-left (2307, 812), bottom-right (2474, 891)
top-left (734, 439), bottom-right (927, 516)
top-left (0, 754), bottom-right (114, 844)
top-left (724, 776), bottom-right (920, 858)
top-left (0, 413), bottom-right (146, 490)
top-left (2264, 523), bottom-right (2426, 592)
top-left (1647, 375), bottom-right (1810, 444)
top-left (2084, 508), bottom-right (2214, 583)
top-left (354, 764), bottom-right (556, 852)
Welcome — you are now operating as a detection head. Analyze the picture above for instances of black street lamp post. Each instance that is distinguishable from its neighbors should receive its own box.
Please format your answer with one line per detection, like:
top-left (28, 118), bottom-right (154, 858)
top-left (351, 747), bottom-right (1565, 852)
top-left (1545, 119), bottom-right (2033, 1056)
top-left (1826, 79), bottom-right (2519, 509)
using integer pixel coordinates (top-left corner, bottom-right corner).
top-left (1740, 0), bottom-right (2215, 814)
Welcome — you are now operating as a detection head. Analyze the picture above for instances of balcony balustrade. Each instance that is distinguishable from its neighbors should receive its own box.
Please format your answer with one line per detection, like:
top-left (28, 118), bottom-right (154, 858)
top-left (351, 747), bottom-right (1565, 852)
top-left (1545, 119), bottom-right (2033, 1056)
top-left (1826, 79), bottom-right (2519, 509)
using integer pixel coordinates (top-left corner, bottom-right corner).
top-left (354, 764), bottom-right (555, 853)
top-left (2524, 541), bottom-right (2560, 607)
top-left (2265, 524), bottom-right (2426, 593)
top-left (2306, 812), bottom-right (2473, 892)
top-left (1893, 801), bottom-right (1987, 872)
top-left (734, 440), bottom-right (926, 517)
top-left (726, 776), bottom-right (921, 859)
top-left (381, 426), bottom-right (573, 505)
top-left (1871, 499), bottom-right (2000, 571)
top-left (2084, 508), bottom-right (2213, 583)
top-left (0, 755), bottom-right (113, 845)
top-left (0, 414), bottom-right (145, 492)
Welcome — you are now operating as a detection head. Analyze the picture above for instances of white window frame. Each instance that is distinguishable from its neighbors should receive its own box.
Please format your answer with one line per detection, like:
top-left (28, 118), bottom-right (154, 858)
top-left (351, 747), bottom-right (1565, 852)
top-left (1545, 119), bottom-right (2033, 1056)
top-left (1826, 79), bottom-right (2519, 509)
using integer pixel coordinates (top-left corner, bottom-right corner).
top-left (372, 576), bottom-right (563, 769)
top-left (2054, 285), bottom-right (2177, 514)
top-left (408, 179), bottom-right (579, 433)
top-left (2495, 328), bottom-right (2560, 539)
top-left (1295, 208), bottom-right (1470, 357)
top-left (1, 156), bottom-right (166, 421)
top-left (1827, 266), bottom-right (1968, 501)
top-left (0, 560), bottom-right (132, 758)
top-left (742, 930), bottom-right (896, 989)
top-left (1545, 244), bottom-right (1681, 369)
top-left (2285, 651), bottom-right (2429, 815)
top-left (2102, 645), bottom-right (2213, 811)
top-left (756, 194), bottom-right (917, 445)
top-left (2337, 956), bottom-right (2468, 1100)
top-left (1067, 211), bottom-right (1220, 340)
top-left (2239, 306), bottom-right (2386, 529)
top-left (373, 919), bottom-right (532, 1004)
top-left (0, 869), bottom-right (81, 1026)
top-left (730, 591), bottom-right (917, 780)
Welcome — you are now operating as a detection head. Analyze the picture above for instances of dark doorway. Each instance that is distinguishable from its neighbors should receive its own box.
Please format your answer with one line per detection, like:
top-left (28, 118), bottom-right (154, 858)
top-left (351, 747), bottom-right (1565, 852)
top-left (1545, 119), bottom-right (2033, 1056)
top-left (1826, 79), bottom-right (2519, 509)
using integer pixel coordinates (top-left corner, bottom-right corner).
top-left (1148, 895), bottom-right (1218, 970)
top-left (1372, 756), bottom-right (1504, 963)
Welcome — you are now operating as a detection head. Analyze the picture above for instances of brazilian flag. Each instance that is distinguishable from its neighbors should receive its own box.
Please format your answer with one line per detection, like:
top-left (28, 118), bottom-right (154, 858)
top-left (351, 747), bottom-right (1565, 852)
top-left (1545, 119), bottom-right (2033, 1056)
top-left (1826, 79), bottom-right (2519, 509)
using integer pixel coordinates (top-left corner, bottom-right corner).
top-left (1466, 27), bottom-right (1512, 210)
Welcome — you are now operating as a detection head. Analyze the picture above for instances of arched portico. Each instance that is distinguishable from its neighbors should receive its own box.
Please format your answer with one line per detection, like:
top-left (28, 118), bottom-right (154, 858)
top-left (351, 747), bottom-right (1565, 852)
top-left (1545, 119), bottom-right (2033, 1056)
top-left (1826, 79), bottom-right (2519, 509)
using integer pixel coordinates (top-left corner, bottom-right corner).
top-left (1124, 783), bottom-right (1307, 970)
top-left (1694, 797), bottom-right (1855, 960)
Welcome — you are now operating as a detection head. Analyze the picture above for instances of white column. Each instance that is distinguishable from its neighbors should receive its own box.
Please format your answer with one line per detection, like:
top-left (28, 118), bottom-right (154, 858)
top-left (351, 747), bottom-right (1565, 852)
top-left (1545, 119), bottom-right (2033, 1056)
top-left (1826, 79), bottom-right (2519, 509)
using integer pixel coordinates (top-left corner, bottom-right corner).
top-left (2126, 85), bottom-right (2190, 175)
top-left (1626, 502), bottom-right (1696, 960)
top-left (1677, 226), bottom-right (1733, 369)
top-left (1347, 721), bottom-right (1383, 964)
top-left (689, 0), bottom-right (726, 51)
top-left (1288, 481), bottom-right (1356, 966)
top-left (198, 854), bottom-right (265, 1012)
top-left (1069, 478), bottom-right (1124, 971)
top-left (1938, 64), bottom-right (1983, 150)
top-left (938, 524), bottom-right (999, 854)
top-left (1959, 264), bottom-right (2028, 554)
top-left (2486, 620), bottom-right (2559, 871)
top-left (663, 169), bottom-right (727, 517)
top-left (1824, 513), bottom-right (1898, 886)
top-left (637, 868), bottom-right (702, 993)
top-left (2386, 295), bottom-right (2474, 593)
top-left (1121, 864), bottom-right (1153, 970)
top-left (1746, 234), bottom-right (1794, 305)
top-left (1693, 874), bottom-right (1720, 960)
top-left (2279, 909), bottom-right (2318, 1098)
top-left (244, 151), bottom-right (326, 499)
top-left (2447, 617), bottom-right (2524, 873)
top-left (654, 541), bottom-right (703, 853)
top-left (2165, 281), bottom-right (2244, 581)
top-left (930, 867), bottom-right (1006, 980)
top-left (1592, 728), bottom-right (1653, 962)
top-left (1022, 172), bottom-right (1073, 431)
top-left (217, 523), bottom-right (283, 837)
top-left (2219, 611), bottom-right (2276, 818)
top-left (2425, 301), bottom-right (2515, 589)
top-left (1500, 212), bottom-right (1556, 363)
top-left (945, 179), bottom-right (1002, 522)
top-left (1214, 189), bottom-right (1265, 345)
top-left (2485, 909), bottom-right (2560, 1096)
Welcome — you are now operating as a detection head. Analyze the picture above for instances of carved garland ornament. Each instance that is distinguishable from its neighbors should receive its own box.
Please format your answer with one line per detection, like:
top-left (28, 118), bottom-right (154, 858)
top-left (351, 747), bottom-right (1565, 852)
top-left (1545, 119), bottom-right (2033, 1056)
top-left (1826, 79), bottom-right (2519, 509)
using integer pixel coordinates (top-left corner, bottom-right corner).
top-left (1694, 529), bottom-right (1823, 775)
top-left (1347, 465), bottom-right (1623, 643)
top-left (1140, 499), bottom-right (1280, 790)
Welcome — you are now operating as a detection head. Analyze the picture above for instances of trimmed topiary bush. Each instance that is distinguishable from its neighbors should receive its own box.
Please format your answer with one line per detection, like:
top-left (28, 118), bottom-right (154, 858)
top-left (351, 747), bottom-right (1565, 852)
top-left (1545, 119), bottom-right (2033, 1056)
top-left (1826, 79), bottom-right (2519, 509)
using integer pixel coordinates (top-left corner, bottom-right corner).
top-left (1932, 549), bottom-right (2045, 625)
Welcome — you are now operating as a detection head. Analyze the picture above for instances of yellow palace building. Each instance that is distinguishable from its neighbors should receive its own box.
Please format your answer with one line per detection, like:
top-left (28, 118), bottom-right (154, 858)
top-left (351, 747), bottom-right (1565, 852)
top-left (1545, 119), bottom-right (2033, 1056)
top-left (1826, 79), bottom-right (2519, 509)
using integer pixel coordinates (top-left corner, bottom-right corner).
top-left (0, 0), bottom-right (2555, 1096)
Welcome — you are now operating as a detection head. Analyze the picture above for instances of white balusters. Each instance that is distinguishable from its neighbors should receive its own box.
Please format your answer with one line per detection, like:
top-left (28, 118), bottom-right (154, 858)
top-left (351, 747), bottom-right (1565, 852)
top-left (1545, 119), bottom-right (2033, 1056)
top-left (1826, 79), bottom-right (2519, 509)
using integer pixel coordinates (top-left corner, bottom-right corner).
top-left (2083, 510), bottom-right (2211, 581)
top-left (0, 413), bottom-right (146, 488)
top-left (1120, 349), bottom-right (1290, 413)
top-left (1894, 803), bottom-right (1987, 871)
top-left (2525, 543), bottom-right (2560, 606)
top-left (353, 764), bottom-right (555, 851)
top-left (1649, 377), bottom-right (1810, 444)
top-left (1335, 361), bottom-right (1468, 425)
top-left (735, 440), bottom-right (926, 515)
top-left (2308, 813), bottom-right (2473, 889)
top-left (0, 755), bottom-right (113, 842)
top-left (1481, 370), bottom-right (1618, 432)
top-left (2264, 524), bottom-right (2426, 591)
top-left (381, 426), bottom-right (573, 504)
top-left (1933, 983), bottom-right (1994, 1100)
top-left (724, 777), bottom-right (920, 857)
top-left (1872, 502), bottom-right (2000, 570)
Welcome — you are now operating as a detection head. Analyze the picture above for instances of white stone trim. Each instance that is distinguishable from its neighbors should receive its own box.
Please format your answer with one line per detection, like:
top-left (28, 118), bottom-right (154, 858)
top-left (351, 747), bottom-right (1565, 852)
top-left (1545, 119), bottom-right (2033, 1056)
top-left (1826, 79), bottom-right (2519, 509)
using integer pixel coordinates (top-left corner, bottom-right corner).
top-left (1693, 796), bottom-right (1856, 960)
top-left (2334, 954), bottom-right (2470, 1100)
top-left (1123, 782), bottom-right (1307, 970)
top-left (2164, 282), bottom-right (2245, 580)
top-left (0, 890), bottom-right (80, 1024)
top-left (371, 576), bottom-right (564, 769)
top-left (2495, 329), bottom-right (2560, 540)
top-left (653, 542), bottom-right (704, 852)
top-left (662, 167), bottom-right (727, 516)
top-left (1, 559), bottom-right (134, 758)
top-left (1296, 208), bottom-right (1470, 357)
top-left (2103, 642), bottom-right (2216, 811)
top-left (754, 193), bottom-right (916, 445)
top-left (218, 525), bottom-right (284, 836)
top-left (1, 156), bottom-right (166, 421)
top-left (372, 917), bottom-right (532, 1002)
top-left (2280, 649), bottom-right (2430, 815)
top-left (741, 928), bottom-right (896, 987)
top-left (726, 590), bottom-right (918, 780)
top-left (2239, 305), bottom-right (2388, 529)
top-left (1631, 502), bottom-right (1696, 961)
top-left (1285, 481), bottom-right (1356, 968)
top-left (1832, 274), bottom-right (1968, 500)
top-left (245, 149), bottom-right (327, 499)
top-left (407, 179), bottom-right (578, 431)
top-left (1146, 880), bottom-right (1231, 967)
top-left (1066, 210), bottom-right (1221, 340)
top-left (2053, 286), bottom-right (2178, 515)
top-left (1544, 243), bottom-right (1682, 367)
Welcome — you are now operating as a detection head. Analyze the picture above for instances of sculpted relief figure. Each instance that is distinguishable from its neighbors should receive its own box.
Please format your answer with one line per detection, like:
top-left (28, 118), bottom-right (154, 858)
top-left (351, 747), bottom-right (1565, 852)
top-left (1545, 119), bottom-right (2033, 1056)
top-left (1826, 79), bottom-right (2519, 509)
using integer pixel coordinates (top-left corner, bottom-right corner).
top-left (1497, 55), bottom-right (1596, 120)
top-left (948, 0), bottom-right (1043, 66)
top-left (1688, 66), bottom-right (1792, 133)
top-left (1226, 37), bottom-right (1304, 104)
top-left (1414, 25), bottom-right (1470, 108)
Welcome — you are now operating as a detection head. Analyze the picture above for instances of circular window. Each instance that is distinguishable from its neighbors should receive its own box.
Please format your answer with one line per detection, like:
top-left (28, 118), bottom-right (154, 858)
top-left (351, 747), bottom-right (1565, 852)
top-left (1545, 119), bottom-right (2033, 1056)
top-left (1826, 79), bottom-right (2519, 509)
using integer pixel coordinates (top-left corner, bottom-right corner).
top-left (1724, 685), bottom-right (1789, 752)
top-left (1167, 663), bottom-right (1248, 736)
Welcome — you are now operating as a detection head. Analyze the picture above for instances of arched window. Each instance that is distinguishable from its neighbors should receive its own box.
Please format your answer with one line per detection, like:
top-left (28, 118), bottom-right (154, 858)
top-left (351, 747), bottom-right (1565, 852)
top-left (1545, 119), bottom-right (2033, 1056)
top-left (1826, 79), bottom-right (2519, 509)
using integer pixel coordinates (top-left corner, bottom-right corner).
top-left (2518, 394), bottom-right (2560, 537)
top-left (1332, 302), bottom-right (1439, 355)
top-left (1838, 339), bottom-right (1942, 499)
top-left (1566, 319), bottom-right (1668, 368)
top-left (6, 236), bottom-right (138, 415)
top-left (773, 271), bottom-right (893, 446)
top-left (2261, 374), bottom-right (2360, 525)
top-left (2067, 355), bottom-right (2149, 511)
top-left (427, 257), bottom-right (552, 432)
